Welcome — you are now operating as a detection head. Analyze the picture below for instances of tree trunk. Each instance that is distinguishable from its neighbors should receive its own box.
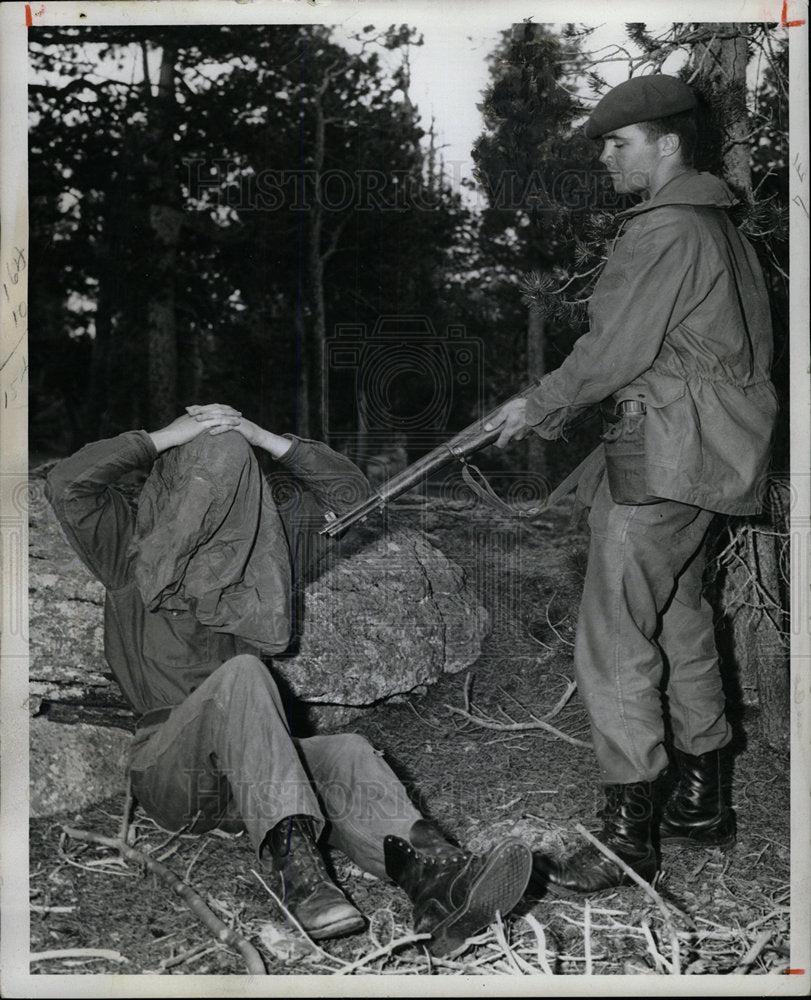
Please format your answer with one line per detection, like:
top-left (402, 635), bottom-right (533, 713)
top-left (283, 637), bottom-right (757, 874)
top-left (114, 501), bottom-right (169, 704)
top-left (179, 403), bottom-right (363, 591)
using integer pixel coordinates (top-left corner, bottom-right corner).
top-left (526, 300), bottom-right (546, 477)
top-left (692, 23), bottom-right (753, 203)
top-left (690, 24), bottom-right (788, 744)
top-left (751, 523), bottom-right (790, 748)
top-left (296, 328), bottom-right (312, 440)
top-left (306, 73), bottom-right (332, 443)
top-left (145, 41), bottom-right (180, 428)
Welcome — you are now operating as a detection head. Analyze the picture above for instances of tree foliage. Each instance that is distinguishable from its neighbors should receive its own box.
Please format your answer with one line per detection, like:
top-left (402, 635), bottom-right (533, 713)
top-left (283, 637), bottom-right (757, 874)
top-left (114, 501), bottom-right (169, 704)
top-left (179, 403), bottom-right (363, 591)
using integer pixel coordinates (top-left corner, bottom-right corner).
top-left (29, 24), bottom-right (470, 455)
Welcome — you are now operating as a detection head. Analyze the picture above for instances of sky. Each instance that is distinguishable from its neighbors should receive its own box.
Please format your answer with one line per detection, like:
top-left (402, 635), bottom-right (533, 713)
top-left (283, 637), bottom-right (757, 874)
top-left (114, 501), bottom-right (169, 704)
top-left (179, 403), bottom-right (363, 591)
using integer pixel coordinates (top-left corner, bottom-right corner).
top-left (336, 19), bottom-right (687, 206)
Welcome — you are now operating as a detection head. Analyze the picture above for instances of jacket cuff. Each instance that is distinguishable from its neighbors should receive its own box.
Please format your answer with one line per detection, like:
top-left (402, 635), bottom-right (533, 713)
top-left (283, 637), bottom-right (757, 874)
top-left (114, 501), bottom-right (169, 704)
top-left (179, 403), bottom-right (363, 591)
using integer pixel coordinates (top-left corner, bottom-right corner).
top-left (524, 375), bottom-right (573, 437)
top-left (135, 429), bottom-right (159, 463)
top-left (277, 433), bottom-right (303, 466)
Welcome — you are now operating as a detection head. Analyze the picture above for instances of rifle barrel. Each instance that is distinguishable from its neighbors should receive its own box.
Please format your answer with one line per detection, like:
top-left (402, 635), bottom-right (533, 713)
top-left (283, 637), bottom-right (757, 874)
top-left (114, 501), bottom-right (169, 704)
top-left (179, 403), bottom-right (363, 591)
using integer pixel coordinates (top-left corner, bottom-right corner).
top-left (320, 379), bottom-right (540, 538)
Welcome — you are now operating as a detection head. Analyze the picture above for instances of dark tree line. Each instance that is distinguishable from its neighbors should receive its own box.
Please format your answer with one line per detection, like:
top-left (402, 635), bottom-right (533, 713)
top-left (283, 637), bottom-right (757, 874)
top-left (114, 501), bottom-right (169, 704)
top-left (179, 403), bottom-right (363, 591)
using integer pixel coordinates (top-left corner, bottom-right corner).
top-left (29, 24), bottom-right (475, 459)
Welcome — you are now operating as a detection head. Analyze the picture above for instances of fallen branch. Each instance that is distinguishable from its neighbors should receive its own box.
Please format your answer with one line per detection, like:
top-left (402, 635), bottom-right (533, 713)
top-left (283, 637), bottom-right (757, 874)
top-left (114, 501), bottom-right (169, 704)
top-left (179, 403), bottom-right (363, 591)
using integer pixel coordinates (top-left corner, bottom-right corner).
top-left (118, 775), bottom-right (134, 846)
top-left (334, 931), bottom-right (432, 975)
top-left (732, 928), bottom-right (774, 974)
top-left (492, 914), bottom-right (536, 975)
top-left (573, 822), bottom-right (684, 974)
top-left (30, 948), bottom-right (129, 964)
top-left (496, 675), bottom-right (577, 723)
top-left (252, 868), bottom-right (343, 966)
top-left (157, 942), bottom-right (218, 972)
top-left (62, 825), bottom-right (265, 975)
top-left (584, 899), bottom-right (593, 976)
top-left (641, 919), bottom-right (673, 974)
top-left (521, 913), bottom-right (555, 975)
top-left (543, 677), bottom-right (578, 720)
top-left (445, 704), bottom-right (590, 749)
top-left (490, 913), bottom-right (526, 976)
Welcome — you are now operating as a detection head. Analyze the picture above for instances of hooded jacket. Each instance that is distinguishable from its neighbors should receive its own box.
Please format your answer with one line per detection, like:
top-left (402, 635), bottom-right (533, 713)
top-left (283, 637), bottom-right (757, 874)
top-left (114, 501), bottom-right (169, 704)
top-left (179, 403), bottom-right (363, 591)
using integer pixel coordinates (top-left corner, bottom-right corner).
top-left (524, 169), bottom-right (778, 515)
top-left (46, 430), bottom-right (369, 716)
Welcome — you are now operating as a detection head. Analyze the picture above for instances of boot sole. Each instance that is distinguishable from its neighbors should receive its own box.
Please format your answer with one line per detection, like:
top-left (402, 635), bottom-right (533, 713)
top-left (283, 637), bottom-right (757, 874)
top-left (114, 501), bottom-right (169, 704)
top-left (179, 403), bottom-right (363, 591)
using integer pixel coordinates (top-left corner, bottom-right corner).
top-left (305, 910), bottom-right (366, 941)
top-left (543, 870), bottom-right (653, 899)
top-left (428, 840), bottom-right (532, 957)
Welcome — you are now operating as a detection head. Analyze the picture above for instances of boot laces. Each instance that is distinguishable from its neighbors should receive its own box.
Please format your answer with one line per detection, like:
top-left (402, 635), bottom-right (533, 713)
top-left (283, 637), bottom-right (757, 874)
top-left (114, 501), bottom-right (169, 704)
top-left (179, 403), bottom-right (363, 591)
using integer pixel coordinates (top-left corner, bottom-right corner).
top-left (277, 820), bottom-right (331, 894)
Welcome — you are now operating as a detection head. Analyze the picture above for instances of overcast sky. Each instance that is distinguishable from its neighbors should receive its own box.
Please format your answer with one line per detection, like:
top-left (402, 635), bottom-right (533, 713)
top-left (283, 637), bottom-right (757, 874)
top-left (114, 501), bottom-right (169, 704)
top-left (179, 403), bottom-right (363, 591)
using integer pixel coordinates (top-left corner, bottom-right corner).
top-left (335, 19), bottom-right (687, 205)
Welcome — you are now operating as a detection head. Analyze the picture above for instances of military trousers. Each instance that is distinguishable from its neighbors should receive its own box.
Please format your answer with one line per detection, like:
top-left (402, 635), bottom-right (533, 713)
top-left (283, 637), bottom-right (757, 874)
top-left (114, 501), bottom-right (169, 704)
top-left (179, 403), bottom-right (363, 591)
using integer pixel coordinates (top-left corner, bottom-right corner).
top-left (129, 654), bottom-right (420, 877)
top-left (575, 475), bottom-right (732, 784)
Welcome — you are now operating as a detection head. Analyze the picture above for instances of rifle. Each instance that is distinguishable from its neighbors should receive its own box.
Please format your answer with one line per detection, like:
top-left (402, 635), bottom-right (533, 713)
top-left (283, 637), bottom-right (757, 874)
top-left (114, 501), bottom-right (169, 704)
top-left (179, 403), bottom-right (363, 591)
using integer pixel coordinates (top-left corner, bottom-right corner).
top-left (320, 380), bottom-right (551, 538)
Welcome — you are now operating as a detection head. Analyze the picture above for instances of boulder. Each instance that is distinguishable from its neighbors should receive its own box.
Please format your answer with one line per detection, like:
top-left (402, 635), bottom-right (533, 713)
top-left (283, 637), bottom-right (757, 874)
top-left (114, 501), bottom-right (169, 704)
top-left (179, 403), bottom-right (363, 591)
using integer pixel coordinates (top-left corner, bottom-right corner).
top-left (29, 717), bottom-right (131, 819)
top-left (274, 527), bottom-right (489, 712)
top-left (29, 468), bottom-right (489, 728)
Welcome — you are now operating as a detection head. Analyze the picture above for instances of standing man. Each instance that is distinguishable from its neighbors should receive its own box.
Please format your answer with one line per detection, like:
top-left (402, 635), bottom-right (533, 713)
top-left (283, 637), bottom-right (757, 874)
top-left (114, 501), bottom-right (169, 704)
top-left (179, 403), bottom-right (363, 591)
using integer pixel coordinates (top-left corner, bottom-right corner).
top-left (486, 75), bottom-right (777, 894)
top-left (46, 405), bottom-right (532, 955)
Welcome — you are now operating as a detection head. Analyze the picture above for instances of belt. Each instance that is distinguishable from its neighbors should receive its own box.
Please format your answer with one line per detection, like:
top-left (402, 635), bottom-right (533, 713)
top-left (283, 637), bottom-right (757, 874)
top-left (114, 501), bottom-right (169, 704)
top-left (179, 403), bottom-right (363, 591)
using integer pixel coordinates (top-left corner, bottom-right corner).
top-left (616, 399), bottom-right (647, 414)
top-left (135, 706), bottom-right (173, 730)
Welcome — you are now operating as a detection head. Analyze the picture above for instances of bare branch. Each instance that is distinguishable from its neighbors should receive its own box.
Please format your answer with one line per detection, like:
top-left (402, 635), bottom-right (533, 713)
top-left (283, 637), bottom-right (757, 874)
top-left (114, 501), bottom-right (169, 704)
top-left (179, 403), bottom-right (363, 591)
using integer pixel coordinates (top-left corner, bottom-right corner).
top-left (62, 826), bottom-right (266, 975)
top-left (445, 703), bottom-right (590, 749)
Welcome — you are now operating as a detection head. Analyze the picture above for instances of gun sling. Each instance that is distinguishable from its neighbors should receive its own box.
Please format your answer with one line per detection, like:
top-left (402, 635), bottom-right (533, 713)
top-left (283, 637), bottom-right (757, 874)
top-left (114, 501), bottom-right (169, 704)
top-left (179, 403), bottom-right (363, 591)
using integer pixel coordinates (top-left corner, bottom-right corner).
top-left (458, 444), bottom-right (602, 519)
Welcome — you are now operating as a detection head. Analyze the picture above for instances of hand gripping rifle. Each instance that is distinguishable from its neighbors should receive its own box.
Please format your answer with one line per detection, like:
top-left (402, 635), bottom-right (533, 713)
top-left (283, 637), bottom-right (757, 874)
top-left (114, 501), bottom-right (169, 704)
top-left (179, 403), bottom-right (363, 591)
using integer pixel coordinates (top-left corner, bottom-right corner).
top-left (320, 381), bottom-right (599, 538)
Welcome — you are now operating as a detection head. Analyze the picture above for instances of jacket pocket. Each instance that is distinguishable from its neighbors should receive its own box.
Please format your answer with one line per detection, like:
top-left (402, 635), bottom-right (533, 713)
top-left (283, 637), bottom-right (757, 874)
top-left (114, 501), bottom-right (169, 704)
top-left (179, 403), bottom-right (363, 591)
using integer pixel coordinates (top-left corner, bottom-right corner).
top-left (141, 608), bottom-right (214, 670)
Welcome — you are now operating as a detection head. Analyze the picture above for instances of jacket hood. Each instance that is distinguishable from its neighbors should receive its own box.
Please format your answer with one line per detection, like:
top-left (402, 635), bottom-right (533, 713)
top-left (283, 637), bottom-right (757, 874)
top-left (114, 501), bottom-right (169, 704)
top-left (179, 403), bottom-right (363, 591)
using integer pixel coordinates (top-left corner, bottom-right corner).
top-left (617, 169), bottom-right (737, 218)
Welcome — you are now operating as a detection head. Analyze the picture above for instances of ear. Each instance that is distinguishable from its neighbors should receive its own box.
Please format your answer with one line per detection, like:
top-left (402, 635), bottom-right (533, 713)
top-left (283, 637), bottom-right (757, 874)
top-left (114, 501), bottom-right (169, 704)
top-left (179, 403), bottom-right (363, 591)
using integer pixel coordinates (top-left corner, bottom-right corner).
top-left (659, 133), bottom-right (681, 158)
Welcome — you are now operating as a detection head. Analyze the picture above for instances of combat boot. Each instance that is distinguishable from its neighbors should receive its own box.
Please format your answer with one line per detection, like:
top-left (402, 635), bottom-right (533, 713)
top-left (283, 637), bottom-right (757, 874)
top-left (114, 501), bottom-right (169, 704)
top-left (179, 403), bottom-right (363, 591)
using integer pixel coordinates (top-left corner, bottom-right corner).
top-left (266, 815), bottom-right (365, 940)
top-left (384, 819), bottom-right (532, 957)
top-left (531, 781), bottom-right (658, 896)
top-left (659, 748), bottom-right (736, 849)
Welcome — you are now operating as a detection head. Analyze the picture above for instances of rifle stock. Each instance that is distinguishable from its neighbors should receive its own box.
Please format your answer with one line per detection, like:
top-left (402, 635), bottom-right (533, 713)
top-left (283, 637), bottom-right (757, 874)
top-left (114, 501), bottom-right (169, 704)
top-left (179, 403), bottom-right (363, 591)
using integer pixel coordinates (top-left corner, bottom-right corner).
top-left (320, 380), bottom-right (541, 538)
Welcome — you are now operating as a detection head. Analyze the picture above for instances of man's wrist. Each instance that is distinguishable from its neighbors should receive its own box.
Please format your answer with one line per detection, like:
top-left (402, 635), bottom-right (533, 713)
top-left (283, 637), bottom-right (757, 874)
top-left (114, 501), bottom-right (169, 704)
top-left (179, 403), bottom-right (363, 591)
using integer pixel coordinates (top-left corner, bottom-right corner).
top-left (253, 426), bottom-right (293, 459)
top-left (148, 428), bottom-right (177, 454)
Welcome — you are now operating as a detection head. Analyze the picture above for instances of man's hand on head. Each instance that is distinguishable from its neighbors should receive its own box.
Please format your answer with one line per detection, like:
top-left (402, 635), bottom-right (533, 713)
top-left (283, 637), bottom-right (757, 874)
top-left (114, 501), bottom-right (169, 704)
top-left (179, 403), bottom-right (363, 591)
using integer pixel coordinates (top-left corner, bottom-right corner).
top-left (187, 404), bottom-right (293, 460)
top-left (484, 397), bottom-right (530, 449)
top-left (148, 409), bottom-right (240, 454)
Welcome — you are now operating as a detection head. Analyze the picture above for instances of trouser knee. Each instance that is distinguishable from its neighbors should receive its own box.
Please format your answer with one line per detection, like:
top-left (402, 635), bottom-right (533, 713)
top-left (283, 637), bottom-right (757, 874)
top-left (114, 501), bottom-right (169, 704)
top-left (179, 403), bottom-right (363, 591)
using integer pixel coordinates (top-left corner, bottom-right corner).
top-left (211, 653), bottom-right (276, 693)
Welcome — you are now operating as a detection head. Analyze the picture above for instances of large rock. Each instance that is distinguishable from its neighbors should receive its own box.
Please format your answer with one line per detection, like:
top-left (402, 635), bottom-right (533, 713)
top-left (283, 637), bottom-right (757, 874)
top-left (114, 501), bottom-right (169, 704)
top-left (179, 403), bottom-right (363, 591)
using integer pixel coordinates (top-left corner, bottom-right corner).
top-left (274, 527), bottom-right (488, 712)
top-left (29, 470), bottom-right (489, 726)
top-left (29, 717), bottom-right (131, 819)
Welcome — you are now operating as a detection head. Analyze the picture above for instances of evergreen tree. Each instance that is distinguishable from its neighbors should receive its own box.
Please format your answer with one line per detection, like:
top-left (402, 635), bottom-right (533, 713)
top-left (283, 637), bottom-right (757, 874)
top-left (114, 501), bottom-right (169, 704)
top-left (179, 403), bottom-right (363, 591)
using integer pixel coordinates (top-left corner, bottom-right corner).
top-left (28, 24), bottom-right (469, 453)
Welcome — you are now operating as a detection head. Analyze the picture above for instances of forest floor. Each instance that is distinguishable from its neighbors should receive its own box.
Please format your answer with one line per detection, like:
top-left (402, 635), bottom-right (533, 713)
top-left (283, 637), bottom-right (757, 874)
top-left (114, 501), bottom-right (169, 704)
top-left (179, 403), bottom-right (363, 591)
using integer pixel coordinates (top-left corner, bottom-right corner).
top-left (28, 494), bottom-right (793, 982)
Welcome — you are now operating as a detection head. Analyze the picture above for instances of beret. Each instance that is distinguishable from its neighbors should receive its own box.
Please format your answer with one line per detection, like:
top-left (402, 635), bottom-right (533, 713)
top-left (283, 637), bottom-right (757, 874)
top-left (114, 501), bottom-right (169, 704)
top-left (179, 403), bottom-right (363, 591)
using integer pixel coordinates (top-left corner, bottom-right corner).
top-left (584, 74), bottom-right (697, 139)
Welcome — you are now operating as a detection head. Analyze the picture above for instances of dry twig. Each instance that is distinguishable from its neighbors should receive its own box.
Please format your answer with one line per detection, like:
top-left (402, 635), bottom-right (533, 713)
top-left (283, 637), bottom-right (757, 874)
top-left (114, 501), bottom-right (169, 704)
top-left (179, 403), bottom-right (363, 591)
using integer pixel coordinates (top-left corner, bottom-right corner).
top-left (445, 703), bottom-right (590, 749)
top-left (521, 913), bottom-right (556, 974)
top-left (732, 928), bottom-right (774, 974)
top-left (62, 825), bottom-right (266, 975)
top-left (30, 948), bottom-right (129, 965)
top-left (573, 822), bottom-right (685, 975)
top-left (334, 932), bottom-right (432, 975)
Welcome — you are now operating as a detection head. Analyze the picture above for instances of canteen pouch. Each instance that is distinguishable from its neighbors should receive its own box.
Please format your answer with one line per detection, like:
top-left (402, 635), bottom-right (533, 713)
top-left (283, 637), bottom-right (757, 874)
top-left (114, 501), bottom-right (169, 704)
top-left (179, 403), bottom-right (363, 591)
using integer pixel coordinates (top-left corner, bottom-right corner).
top-left (601, 410), bottom-right (661, 505)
